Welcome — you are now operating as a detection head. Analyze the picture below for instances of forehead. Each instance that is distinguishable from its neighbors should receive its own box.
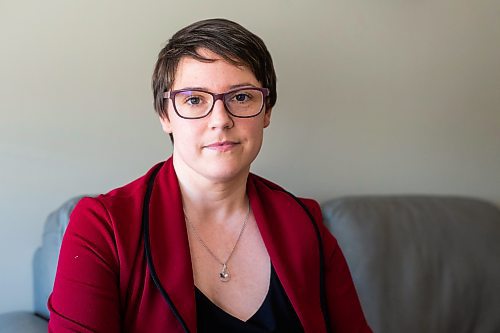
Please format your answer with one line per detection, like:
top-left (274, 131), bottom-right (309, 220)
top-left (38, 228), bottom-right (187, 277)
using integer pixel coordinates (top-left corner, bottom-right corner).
top-left (172, 48), bottom-right (260, 91)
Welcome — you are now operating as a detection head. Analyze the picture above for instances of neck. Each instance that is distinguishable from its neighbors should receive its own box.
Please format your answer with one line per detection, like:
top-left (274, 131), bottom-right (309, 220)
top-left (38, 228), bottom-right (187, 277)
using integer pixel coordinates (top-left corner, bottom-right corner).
top-left (172, 155), bottom-right (250, 225)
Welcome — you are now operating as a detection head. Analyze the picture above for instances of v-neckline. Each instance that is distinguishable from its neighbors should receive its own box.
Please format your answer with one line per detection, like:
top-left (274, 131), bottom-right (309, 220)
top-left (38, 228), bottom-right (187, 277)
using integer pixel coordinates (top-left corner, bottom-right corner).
top-left (194, 264), bottom-right (275, 323)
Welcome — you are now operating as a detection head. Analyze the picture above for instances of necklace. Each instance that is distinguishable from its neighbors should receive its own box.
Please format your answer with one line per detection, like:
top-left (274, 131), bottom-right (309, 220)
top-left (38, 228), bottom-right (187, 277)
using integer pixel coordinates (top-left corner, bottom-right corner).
top-left (184, 200), bottom-right (250, 282)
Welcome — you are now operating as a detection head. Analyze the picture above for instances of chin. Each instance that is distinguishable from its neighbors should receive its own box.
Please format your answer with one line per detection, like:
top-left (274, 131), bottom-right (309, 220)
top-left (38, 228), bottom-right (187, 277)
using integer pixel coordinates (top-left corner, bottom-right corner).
top-left (202, 163), bottom-right (250, 182)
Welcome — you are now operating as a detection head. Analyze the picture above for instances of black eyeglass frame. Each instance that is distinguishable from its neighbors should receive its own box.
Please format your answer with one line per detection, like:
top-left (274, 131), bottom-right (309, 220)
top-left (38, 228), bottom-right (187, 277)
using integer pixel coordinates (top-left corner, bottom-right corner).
top-left (163, 87), bottom-right (270, 119)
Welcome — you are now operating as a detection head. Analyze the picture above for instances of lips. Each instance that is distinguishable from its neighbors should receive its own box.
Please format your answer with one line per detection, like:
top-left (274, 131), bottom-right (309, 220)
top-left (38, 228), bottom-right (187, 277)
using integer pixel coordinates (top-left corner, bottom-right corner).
top-left (204, 141), bottom-right (240, 152)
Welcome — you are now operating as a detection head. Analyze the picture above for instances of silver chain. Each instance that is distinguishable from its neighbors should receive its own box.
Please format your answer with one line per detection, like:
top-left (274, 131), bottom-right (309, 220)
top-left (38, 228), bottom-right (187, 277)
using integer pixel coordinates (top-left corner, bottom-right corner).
top-left (184, 200), bottom-right (250, 281)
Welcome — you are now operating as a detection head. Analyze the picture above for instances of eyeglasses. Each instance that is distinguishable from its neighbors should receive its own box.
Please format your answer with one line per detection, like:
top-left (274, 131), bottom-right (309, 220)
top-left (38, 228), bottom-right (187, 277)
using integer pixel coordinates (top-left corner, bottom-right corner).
top-left (163, 87), bottom-right (269, 119)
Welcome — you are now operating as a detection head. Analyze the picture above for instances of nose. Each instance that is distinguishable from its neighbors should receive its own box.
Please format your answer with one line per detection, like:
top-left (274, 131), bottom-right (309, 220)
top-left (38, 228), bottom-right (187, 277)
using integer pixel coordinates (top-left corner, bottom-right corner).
top-left (208, 99), bottom-right (234, 129)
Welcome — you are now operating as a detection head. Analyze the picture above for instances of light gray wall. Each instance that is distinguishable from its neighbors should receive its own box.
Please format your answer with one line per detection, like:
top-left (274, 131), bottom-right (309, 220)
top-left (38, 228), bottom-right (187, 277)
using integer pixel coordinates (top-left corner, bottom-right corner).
top-left (1, 0), bottom-right (499, 313)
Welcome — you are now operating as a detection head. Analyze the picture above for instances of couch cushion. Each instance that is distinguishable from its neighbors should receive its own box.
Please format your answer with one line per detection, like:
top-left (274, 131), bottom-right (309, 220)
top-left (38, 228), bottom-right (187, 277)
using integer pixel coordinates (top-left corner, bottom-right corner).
top-left (322, 196), bottom-right (500, 333)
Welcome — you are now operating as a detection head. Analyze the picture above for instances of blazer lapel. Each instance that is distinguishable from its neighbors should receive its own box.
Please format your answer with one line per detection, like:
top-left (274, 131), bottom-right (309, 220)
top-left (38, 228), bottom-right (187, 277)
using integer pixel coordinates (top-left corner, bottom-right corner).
top-left (148, 158), bottom-right (197, 333)
top-left (248, 175), bottom-right (326, 333)
top-left (143, 162), bottom-right (326, 333)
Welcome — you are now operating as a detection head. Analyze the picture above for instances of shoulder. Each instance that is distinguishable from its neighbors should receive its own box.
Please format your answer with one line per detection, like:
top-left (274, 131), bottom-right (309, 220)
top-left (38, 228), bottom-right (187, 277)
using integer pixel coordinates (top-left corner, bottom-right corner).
top-left (248, 173), bottom-right (322, 218)
top-left (248, 173), bottom-right (339, 248)
top-left (69, 162), bottom-right (165, 236)
top-left (247, 173), bottom-right (326, 239)
top-left (98, 161), bottom-right (164, 208)
top-left (76, 161), bottom-right (164, 214)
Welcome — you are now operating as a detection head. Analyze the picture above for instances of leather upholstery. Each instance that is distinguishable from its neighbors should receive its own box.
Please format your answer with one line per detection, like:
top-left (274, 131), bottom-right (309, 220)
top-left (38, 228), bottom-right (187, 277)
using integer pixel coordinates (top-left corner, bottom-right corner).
top-left (322, 196), bottom-right (500, 333)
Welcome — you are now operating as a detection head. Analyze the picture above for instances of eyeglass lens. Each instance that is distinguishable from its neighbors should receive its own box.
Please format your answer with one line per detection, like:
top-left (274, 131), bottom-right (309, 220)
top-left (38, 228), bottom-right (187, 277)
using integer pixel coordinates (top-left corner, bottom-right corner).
top-left (174, 89), bottom-right (264, 119)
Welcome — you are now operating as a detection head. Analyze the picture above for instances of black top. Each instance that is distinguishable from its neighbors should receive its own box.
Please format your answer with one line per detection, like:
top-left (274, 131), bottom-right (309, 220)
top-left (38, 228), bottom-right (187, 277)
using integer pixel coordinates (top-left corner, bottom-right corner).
top-left (195, 265), bottom-right (304, 333)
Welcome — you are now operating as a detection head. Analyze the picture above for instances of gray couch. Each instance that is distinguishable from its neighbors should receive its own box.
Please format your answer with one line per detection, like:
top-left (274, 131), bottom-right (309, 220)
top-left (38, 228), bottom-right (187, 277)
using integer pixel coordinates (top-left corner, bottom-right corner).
top-left (1, 195), bottom-right (499, 332)
top-left (0, 196), bottom-right (84, 333)
top-left (322, 196), bottom-right (500, 333)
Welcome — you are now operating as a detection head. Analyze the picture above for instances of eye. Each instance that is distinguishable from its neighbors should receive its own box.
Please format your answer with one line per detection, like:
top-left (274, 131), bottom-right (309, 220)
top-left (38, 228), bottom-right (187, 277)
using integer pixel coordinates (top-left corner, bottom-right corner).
top-left (177, 92), bottom-right (208, 107)
top-left (186, 96), bottom-right (201, 105)
top-left (232, 92), bottom-right (252, 103)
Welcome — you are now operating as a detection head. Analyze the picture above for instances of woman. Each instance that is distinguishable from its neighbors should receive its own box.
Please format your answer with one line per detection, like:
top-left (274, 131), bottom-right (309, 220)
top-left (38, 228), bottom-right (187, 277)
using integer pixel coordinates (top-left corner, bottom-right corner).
top-left (48, 18), bottom-right (371, 333)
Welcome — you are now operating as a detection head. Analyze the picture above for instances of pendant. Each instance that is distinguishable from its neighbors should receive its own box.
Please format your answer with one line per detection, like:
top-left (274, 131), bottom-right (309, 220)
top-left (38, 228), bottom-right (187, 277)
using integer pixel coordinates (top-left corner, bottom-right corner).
top-left (219, 263), bottom-right (230, 282)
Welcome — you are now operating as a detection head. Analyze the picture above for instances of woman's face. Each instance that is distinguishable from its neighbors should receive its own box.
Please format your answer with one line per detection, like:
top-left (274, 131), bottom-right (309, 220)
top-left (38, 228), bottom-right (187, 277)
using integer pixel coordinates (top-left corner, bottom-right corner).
top-left (160, 48), bottom-right (272, 184)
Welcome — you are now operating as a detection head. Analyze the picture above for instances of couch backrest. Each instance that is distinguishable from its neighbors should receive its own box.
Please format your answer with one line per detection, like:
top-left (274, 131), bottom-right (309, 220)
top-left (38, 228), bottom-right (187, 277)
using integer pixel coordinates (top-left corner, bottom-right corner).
top-left (33, 196), bottom-right (86, 319)
top-left (322, 196), bottom-right (500, 333)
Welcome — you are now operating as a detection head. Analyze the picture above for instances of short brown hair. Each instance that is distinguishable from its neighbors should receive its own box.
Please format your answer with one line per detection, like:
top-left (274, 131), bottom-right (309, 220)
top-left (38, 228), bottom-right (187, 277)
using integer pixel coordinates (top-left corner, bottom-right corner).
top-left (152, 18), bottom-right (277, 119)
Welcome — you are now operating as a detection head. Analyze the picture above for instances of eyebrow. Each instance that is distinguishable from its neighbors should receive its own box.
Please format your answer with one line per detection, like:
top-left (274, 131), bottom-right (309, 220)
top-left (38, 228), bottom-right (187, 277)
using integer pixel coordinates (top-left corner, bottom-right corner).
top-left (175, 83), bottom-right (258, 91)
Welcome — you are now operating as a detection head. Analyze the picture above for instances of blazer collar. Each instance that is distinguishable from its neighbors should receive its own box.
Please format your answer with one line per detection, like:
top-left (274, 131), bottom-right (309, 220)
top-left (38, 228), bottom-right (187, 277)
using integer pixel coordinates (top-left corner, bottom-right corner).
top-left (247, 175), bottom-right (325, 332)
top-left (146, 158), bottom-right (324, 332)
top-left (148, 158), bottom-right (197, 333)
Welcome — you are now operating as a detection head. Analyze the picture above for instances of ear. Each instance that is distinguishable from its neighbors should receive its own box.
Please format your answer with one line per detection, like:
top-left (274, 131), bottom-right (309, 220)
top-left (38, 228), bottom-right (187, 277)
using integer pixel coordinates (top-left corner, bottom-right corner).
top-left (159, 115), bottom-right (173, 134)
top-left (263, 108), bottom-right (272, 128)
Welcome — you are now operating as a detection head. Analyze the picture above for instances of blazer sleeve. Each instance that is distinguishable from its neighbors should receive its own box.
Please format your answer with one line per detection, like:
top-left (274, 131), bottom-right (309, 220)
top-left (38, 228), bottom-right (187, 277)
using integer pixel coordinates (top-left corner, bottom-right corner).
top-left (48, 197), bottom-right (121, 333)
top-left (304, 199), bottom-right (372, 333)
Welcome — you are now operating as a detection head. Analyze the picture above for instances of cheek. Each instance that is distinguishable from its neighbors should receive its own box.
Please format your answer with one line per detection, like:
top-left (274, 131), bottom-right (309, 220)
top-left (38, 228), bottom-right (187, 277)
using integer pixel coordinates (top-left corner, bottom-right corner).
top-left (171, 123), bottom-right (201, 147)
top-left (245, 125), bottom-right (265, 148)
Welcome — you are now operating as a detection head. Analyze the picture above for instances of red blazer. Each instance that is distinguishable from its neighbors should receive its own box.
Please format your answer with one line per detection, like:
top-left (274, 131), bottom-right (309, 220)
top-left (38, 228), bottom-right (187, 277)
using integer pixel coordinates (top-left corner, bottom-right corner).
top-left (48, 157), bottom-right (371, 332)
